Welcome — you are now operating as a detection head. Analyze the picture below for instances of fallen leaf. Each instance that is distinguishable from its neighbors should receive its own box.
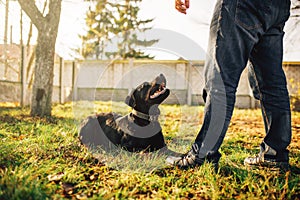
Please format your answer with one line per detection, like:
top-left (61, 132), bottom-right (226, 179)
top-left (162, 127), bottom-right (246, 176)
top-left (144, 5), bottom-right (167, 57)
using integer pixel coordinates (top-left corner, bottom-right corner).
top-left (47, 172), bottom-right (64, 182)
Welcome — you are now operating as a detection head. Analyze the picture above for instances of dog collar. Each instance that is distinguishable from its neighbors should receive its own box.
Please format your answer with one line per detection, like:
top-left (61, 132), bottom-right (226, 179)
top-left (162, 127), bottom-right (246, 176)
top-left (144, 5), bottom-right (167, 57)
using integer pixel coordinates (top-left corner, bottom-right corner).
top-left (131, 109), bottom-right (159, 121)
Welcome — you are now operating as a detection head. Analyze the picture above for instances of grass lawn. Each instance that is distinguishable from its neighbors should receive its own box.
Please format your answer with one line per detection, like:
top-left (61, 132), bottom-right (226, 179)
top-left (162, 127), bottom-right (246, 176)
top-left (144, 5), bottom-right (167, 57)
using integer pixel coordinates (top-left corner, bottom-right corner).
top-left (0, 101), bottom-right (299, 199)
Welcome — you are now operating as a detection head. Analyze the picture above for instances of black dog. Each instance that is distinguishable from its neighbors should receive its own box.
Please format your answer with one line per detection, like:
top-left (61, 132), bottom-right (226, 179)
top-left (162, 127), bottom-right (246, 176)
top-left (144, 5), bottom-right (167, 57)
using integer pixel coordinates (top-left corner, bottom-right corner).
top-left (79, 74), bottom-right (175, 154)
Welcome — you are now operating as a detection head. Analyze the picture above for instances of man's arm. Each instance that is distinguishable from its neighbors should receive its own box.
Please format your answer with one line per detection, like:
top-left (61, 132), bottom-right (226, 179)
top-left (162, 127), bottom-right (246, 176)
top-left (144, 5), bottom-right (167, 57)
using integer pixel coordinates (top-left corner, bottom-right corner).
top-left (175, 0), bottom-right (190, 14)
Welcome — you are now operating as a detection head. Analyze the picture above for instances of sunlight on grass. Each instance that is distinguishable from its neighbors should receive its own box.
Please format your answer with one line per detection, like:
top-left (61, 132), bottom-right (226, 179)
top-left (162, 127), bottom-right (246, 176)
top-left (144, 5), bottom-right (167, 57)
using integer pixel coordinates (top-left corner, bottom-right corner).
top-left (0, 101), bottom-right (299, 199)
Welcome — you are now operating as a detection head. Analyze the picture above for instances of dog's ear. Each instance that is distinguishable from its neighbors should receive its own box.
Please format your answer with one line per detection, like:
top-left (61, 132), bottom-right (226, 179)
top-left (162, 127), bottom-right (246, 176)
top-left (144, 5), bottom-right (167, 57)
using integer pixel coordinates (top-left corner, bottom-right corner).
top-left (125, 91), bottom-right (136, 108)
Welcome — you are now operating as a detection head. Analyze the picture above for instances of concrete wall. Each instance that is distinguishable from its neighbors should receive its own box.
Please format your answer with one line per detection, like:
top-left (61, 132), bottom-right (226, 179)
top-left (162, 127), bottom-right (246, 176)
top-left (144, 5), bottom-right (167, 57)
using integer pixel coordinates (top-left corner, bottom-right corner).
top-left (1, 59), bottom-right (300, 109)
top-left (74, 60), bottom-right (200, 106)
top-left (73, 60), bottom-right (300, 109)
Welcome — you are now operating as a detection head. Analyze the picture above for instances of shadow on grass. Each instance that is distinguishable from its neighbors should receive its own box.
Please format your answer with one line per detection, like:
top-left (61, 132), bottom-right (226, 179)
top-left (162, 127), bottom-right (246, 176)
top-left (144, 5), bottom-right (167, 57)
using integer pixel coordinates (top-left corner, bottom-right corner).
top-left (0, 112), bottom-right (73, 125)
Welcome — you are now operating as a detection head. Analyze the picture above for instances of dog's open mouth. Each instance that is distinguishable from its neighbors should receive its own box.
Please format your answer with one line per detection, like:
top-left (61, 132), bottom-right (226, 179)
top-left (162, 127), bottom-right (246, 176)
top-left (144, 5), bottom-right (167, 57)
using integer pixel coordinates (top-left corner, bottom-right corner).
top-left (150, 83), bottom-right (167, 99)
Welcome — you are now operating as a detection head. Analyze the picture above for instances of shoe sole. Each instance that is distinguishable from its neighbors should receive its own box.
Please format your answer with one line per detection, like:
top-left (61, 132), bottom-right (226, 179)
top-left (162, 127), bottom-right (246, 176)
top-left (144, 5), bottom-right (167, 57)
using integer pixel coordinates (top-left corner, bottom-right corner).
top-left (244, 161), bottom-right (289, 172)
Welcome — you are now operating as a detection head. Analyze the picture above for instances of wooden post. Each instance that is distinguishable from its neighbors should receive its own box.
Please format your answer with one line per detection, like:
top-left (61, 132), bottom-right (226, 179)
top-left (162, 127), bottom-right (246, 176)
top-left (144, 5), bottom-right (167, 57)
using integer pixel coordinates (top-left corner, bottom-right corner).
top-left (175, 62), bottom-right (187, 104)
top-left (187, 62), bottom-right (192, 106)
top-left (129, 58), bottom-right (134, 91)
top-left (20, 9), bottom-right (26, 107)
top-left (20, 46), bottom-right (25, 107)
top-left (10, 25), bottom-right (13, 44)
top-left (4, 0), bottom-right (9, 79)
top-left (59, 57), bottom-right (64, 103)
top-left (72, 61), bottom-right (77, 101)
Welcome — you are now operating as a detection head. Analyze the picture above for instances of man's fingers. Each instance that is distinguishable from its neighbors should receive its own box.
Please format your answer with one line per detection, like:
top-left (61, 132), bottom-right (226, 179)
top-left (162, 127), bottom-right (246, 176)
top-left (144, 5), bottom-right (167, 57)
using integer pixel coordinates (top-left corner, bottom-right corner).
top-left (185, 0), bottom-right (190, 9)
top-left (175, 0), bottom-right (187, 14)
top-left (175, 6), bottom-right (186, 14)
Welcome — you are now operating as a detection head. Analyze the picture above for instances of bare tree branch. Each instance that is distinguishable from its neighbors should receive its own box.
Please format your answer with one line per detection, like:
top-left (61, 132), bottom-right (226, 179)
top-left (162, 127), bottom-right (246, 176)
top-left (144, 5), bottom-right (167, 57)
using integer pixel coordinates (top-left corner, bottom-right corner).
top-left (46, 0), bottom-right (61, 26)
top-left (18, 0), bottom-right (45, 30)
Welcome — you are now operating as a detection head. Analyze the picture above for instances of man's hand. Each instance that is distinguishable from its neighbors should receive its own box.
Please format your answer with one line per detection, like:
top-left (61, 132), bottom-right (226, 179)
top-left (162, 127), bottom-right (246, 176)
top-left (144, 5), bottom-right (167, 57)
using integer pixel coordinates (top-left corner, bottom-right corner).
top-left (175, 0), bottom-right (190, 14)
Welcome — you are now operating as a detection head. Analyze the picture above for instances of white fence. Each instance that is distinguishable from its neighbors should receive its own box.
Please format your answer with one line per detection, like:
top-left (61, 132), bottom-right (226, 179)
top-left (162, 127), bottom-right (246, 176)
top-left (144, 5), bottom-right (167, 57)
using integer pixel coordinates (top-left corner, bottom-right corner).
top-left (1, 59), bottom-right (300, 109)
top-left (74, 60), bottom-right (256, 108)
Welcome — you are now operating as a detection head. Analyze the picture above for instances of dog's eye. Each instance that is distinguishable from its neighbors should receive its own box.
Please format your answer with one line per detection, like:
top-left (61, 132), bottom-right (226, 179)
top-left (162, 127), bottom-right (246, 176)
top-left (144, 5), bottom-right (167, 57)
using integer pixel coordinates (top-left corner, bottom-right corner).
top-left (139, 82), bottom-right (149, 88)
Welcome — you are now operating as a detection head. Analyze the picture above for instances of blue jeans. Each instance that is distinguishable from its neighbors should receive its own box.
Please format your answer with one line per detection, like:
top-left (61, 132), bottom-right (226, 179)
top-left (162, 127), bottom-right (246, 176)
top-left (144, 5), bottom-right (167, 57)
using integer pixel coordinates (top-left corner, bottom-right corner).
top-left (195, 0), bottom-right (291, 161)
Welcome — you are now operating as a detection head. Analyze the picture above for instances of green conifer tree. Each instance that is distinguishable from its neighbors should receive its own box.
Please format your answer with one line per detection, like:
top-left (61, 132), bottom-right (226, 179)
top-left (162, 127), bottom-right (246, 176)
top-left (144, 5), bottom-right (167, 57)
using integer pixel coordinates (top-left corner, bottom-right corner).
top-left (81, 1), bottom-right (114, 59)
top-left (81, 0), bottom-right (158, 60)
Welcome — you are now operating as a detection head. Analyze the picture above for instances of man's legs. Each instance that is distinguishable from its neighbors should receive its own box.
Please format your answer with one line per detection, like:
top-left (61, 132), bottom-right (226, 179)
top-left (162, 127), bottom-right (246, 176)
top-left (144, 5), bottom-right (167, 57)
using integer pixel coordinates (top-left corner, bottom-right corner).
top-left (167, 0), bottom-right (292, 170)
top-left (245, 23), bottom-right (291, 170)
top-left (167, 0), bottom-right (264, 169)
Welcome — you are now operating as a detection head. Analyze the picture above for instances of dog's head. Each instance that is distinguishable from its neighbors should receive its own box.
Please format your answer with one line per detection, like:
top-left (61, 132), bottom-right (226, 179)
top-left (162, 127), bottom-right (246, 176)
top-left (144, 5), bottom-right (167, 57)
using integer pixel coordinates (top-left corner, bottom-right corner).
top-left (125, 74), bottom-right (170, 115)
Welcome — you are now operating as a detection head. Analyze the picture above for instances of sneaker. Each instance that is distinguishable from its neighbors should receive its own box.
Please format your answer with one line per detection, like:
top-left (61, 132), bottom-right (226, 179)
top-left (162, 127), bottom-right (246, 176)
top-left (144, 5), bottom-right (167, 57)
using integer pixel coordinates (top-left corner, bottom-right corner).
top-left (244, 142), bottom-right (289, 171)
top-left (166, 143), bottom-right (220, 171)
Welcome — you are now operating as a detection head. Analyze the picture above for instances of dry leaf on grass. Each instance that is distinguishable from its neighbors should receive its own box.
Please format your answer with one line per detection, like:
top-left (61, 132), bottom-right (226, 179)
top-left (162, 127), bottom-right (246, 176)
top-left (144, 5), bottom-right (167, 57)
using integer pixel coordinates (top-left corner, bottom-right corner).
top-left (47, 172), bottom-right (64, 182)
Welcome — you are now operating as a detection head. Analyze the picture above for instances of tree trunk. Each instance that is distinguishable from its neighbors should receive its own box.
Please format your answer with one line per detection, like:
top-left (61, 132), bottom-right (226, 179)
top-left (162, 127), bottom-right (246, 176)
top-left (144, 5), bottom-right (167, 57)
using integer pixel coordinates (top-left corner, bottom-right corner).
top-left (18, 0), bottom-right (61, 116)
top-left (30, 25), bottom-right (57, 116)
